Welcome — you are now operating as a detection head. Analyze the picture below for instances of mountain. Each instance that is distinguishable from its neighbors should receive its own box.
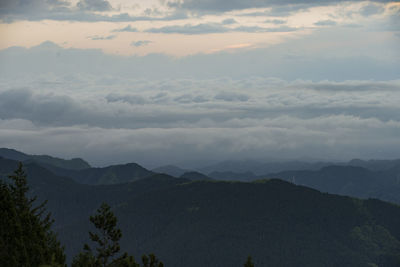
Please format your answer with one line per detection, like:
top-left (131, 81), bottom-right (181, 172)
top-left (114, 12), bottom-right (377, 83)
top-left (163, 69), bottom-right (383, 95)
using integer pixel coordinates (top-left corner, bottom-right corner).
top-left (199, 160), bottom-right (336, 176)
top-left (41, 162), bottom-right (155, 185)
top-left (0, 148), bottom-right (90, 170)
top-left (179, 171), bottom-right (212, 181)
top-left (266, 165), bottom-right (400, 204)
top-left (348, 159), bottom-right (400, 171)
top-left (1, 157), bottom-right (400, 267)
top-left (208, 171), bottom-right (258, 181)
top-left (199, 158), bottom-right (400, 177)
top-left (152, 165), bottom-right (191, 177)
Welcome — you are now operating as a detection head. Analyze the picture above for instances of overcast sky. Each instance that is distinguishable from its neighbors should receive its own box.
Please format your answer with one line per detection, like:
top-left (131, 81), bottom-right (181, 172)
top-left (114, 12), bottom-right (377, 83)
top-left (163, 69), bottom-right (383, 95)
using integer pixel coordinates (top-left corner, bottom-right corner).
top-left (0, 0), bottom-right (399, 168)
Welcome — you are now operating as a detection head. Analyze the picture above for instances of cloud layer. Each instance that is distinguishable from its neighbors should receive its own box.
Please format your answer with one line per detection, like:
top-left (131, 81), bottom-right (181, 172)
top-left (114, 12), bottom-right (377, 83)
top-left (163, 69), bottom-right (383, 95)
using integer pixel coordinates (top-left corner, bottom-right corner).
top-left (166, 0), bottom-right (395, 12)
top-left (0, 75), bottom-right (399, 167)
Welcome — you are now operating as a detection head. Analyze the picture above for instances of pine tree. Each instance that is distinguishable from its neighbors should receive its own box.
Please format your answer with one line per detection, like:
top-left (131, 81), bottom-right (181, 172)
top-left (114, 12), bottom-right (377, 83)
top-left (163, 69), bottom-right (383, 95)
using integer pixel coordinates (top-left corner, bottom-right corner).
top-left (73, 203), bottom-right (123, 267)
top-left (0, 162), bottom-right (66, 267)
top-left (244, 256), bottom-right (255, 267)
top-left (141, 254), bottom-right (164, 267)
top-left (73, 202), bottom-right (164, 267)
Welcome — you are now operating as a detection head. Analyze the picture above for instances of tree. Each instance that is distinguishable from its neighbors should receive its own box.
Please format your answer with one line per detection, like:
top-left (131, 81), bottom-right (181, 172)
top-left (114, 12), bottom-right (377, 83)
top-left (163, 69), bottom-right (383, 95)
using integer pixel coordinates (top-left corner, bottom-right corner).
top-left (73, 203), bottom-right (164, 267)
top-left (141, 254), bottom-right (164, 267)
top-left (74, 202), bottom-right (123, 267)
top-left (0, 162), bottom-right (66, 267)
top-left (244, 256), bottom-right (255, 267)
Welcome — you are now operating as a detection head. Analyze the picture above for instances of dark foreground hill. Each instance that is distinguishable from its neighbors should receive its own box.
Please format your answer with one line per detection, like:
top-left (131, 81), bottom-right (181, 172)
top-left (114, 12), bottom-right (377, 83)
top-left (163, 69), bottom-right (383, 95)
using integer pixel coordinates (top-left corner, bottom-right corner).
top-left (1, 158), bottom-right (400, 267)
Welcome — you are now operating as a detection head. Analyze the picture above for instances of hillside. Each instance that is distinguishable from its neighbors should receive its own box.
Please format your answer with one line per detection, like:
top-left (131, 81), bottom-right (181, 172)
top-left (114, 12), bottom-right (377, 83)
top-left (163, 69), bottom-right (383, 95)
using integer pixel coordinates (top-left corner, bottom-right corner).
top-left (179, 171), bottom-right (213, 181)
top-left (0, 148), bottom-right (90, 170)
top-left (152, 165), bottom-right (191, 177)
top-left (267, 165), bottom-right (400, 204)
top-left (1, 158), bottom-right (400, 267)
top-left (41, 162), bottom-right (155, 185)
top-left (199, 158), bottom-right (400, 177)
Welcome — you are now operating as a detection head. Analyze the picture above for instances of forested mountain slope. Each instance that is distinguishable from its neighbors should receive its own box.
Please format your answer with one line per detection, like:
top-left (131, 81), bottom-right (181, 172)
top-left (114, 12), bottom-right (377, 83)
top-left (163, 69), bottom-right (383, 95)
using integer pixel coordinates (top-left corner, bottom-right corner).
top-left (1, 158), bottom-right (400, 267)
top-left (0, 148), bottom-right (90, 170)
top-left (267, 165), bottom-right (400, 204)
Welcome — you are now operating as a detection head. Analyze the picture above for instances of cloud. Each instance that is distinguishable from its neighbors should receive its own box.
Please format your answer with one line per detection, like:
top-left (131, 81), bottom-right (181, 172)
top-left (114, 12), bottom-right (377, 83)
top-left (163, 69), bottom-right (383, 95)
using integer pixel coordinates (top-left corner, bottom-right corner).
top-left (0, 0), bottom-right (70, 14)
top-left (88, 34), bottom-right (116, 40)
top-left (1, 115), bottom-right (400, 167)
top-left (359, 3), bottom-right (385, 17)
top-left (1, 22), bottom-right (399, 81)
top-left (214, 92), bottom-right (250, 102)
top-left (145, 23), bottom-right (229, 34)
top-left (0, 76), bottom-right (400, 166)
top-left (264, 19), bottom-right (287, 24)
top-left (145, 22), bottom-right (300, 34)
top-left (131, 40), bottom-right (153, 47)
top-left (76, 0), bottom-right (112, 12)
top-left (112, 25), bottom-right (138, 33)
top-left (234, 25), bottom-right (299, 32)
top-left (221, 18), bottom-right (237, 25)
top-left (314, 20), bottom-right (337, 26)
top-left (0, 0), bottom-right (188, 22)
top-left (106, 93), bottom-right (146, 104)
top-left (166, 0), bottom-right (395, 13)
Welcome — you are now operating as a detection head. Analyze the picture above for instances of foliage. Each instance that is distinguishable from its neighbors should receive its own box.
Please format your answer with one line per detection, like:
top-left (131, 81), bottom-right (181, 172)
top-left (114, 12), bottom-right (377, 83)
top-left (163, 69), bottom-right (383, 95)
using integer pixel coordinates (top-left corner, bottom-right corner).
top-left (72, 203), bottom-right (122, 267)
top-left (2, 157), bottom-right (400, 267)
top-left (0, 162), bottom-right (66, 267)
top-left (243, 256), bottom-right (254, 267)
top-left (89, 203), bottom-right (123, 266)
top-left (141, 254), bottom-right (164, 267)
top-left (72, 202), bottom-right (164, 267)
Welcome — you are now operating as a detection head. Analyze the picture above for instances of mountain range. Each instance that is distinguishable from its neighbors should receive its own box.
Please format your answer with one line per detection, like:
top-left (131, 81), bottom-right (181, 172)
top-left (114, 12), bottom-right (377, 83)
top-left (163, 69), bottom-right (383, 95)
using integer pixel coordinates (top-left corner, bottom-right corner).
top-left (1, 156), bottom-right (400, 266)
top-left (0, 148), bottom-right (90, 170)
top-left (1, 148), bottom-right (400, 205)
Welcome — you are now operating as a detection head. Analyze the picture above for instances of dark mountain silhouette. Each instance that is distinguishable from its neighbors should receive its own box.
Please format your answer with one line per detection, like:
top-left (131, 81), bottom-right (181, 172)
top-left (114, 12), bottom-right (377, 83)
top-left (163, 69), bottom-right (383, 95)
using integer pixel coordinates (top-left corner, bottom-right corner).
top-left (266, 165), bottom-right (400, 204)
top-left (1, 157), bottom-right (400, 267)
top-left (152, 165), bottom-right (191, 177)
top-left (208, 171), bottom-right (258, 181)
top-left (348, 158), bottom-right (400, 171)
top-left (41, 162), bottom-right (155, 185)
top-left (179, 171), bottom-right (213, 181)
top-left (199, 158), bottom-right (400, 176)
top-left (199, 160), bottom-right (336, 175)
top-left (0, 148), bottom-right (90, 170)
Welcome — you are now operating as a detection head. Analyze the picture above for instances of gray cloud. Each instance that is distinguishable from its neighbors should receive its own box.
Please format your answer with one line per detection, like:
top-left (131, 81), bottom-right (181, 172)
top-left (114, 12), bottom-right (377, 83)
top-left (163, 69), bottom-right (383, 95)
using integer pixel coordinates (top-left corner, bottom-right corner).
top-left (1, 115), bottom-right (400, 168)
top-left (145, 22), bottom-right (300, 34)
top-left (145, 23), bottom-right (228, 34)
top-left (0, 76), bottom-right (400, 167)
top-left (166, 0), bottom-right (394, 13)
top-left (88, 34), bottom-right (116, 40)
top-left (131, 40), bottom-right (153, 47)
top-left (314, 20), bottom-right (337, 26)
top-left (264, 19), bottom-right (287, 24)
top-left (1, 78), bottom-right (399, 128)
top-left (234, 25), bottom-right (299, 32)
top-left (0, 0), bottom-right (70, 15)
top-left (0, 0), bottom-right (188, 22)
top-left (221, 18), bottom-right (237, 25)
top-left (76, 0), bottom-right (112, 12)
top-left (214, 92), bottom-right (250, 102)
top-left (359, 3), bottom-right (385, 17)
top-left (112, 25), bottom-right (138, 32)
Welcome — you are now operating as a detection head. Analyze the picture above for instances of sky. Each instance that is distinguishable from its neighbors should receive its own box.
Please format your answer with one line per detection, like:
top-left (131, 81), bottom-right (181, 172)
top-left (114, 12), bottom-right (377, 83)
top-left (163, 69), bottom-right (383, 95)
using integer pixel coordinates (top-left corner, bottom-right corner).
top-left (0, 0), bottom-right (399, 168)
